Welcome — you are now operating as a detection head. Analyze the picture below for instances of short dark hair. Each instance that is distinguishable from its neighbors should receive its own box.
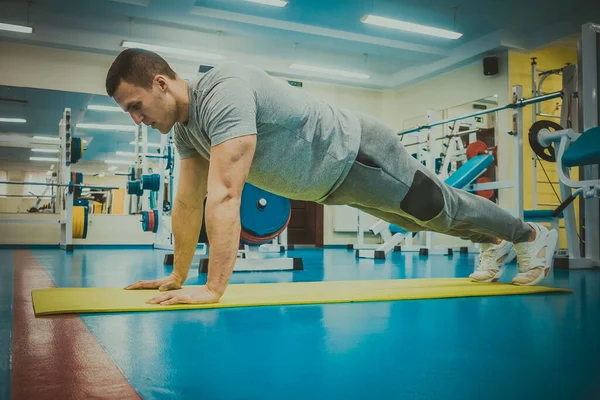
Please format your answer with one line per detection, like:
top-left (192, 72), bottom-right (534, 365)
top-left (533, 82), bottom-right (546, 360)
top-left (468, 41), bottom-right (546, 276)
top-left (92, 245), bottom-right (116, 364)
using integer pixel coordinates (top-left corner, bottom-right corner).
top-left (105, 48), bottom-right (177, 97)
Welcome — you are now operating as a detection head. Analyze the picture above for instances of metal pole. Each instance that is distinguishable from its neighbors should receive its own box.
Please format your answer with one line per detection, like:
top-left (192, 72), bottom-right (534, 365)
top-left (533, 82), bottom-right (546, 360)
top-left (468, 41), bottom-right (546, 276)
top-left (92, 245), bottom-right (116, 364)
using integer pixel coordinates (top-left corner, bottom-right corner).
top-left (580, 23), bottom-right (600, 263)
top-left (60, 108), bottom-right (73, 251)
top-left (403, 128), bottom-right (481, 148)
top-left (531, 58), bottom-right (538, 210)
top-left (512, 86), bottom-right (525, 220)
top-left (398, 91), bottom-right (562, 135)
top-left (0, 181), bottom-right (119, 190)
top-left (560, 63), bottom-right (581, 261)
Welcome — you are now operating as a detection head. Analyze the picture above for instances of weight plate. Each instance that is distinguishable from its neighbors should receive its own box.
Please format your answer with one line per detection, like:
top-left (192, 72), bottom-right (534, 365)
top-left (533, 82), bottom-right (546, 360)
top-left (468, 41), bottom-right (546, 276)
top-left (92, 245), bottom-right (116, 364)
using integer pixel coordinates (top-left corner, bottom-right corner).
top-left (528, 120), bottom-right (562, 162)
top-left (142, 174), bottom-right (161, 191)
top-left (240, 183), bottom-right (291, 238)
top-left (141, 211), bottom-right (149, 232)
top-left (127, 180), bottom-right (143, 196)
top-left (466, 141), bottom-right (489, 160)
top-left (476, 177), bottom-right (495, 199)
top-left (240, 211), bottom-right (291, 245)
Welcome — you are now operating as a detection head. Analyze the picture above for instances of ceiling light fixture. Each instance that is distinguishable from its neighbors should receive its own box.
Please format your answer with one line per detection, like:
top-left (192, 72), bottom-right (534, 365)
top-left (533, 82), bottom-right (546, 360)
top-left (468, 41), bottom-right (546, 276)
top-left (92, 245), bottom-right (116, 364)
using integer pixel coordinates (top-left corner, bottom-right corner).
top-left (87, 105), bottom-right (125, 112)
top-left (0, 117), bottom-right (26, 123)
top-left (30, 157), bottom-right (59, 162)
top-left (361, 15), bottom-right (462, 39)
top-left (31, 148), bottom-right (59, 153)
top-left (77, 123), bottom-right (138, 132)
top-left (289, 64), bottom-right (370, 80)
top-left (0, 22), bottom-right (33, 34)
top-left (121, 40), bottom-right (225, 61)
top-left (244, 0), bottom-right (288, 7)
top-left (32, 136), bottom-right (60, 141)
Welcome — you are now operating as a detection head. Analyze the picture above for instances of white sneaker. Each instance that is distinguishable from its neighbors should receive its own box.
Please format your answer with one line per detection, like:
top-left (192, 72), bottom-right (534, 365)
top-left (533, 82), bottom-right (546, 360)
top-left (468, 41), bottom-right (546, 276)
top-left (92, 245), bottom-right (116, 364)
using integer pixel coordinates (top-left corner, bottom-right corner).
top-left (512, 223), bottom-right (559, 286)
top-left (469, 240), bottom-right (515, 283)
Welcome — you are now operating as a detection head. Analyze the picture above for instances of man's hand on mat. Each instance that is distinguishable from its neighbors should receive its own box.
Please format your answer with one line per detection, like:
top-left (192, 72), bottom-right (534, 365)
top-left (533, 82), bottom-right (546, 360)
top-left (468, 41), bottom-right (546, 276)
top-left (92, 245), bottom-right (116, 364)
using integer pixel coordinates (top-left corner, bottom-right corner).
top-left (124, 274), bottom-right (184, 291)
top-left (145, 286), bottom-right (221, 305)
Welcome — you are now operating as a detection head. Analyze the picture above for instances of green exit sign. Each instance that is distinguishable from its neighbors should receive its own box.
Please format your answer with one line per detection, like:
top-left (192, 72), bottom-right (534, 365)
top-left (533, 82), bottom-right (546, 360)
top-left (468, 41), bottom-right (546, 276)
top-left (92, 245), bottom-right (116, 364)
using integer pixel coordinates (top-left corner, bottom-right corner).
top-left (475, 117), bottom-right (484, 123)
top-left (287, 80), bottom-right (303, 88)
top-left (473, 104), bottom-right (487, 110)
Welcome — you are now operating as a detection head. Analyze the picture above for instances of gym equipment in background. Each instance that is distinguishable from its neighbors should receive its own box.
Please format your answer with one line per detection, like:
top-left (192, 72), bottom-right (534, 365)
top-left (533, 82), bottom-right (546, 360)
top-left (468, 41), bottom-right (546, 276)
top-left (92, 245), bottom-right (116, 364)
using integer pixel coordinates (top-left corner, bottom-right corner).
top-left (356, 154), bottom-right (494, 259)
top-left (0, 108), bottom-right (119, 248)
top-left (526, 24), bottom-right (600, 270)
top-left (198, 183), bottom-right (303, 273)
top-left (131, 132), bottom-right (298, 272)
top-left (530, 56), bottom-right (566, 209)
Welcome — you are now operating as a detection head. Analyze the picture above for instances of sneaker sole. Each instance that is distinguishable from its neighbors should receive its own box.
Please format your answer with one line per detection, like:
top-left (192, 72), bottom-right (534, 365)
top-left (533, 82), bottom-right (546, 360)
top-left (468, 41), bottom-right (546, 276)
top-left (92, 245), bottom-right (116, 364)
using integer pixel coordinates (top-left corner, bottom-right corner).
top-left (513, 229), bottom-right (559, 286)
top-left (470, 265), bottom-right (505, 283)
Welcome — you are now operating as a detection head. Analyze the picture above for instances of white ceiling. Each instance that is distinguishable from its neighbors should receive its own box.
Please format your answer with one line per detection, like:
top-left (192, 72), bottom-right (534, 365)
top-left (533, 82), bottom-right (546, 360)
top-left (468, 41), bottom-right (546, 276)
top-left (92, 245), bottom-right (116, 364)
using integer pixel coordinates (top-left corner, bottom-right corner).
top-left (0, 0), bottom-right (596, 89)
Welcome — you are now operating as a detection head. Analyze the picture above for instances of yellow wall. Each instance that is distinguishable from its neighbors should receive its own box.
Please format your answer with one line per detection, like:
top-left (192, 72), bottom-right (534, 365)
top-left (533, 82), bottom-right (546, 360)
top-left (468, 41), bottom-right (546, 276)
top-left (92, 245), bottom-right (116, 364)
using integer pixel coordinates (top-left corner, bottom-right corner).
top-left (508, 46), bottom-right (578, 247)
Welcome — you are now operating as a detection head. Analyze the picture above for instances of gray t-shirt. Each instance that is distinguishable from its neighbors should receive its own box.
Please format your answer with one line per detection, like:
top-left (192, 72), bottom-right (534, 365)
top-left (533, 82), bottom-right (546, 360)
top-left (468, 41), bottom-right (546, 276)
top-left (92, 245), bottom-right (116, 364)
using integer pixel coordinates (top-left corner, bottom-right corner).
top-left (173, 63), bottom-right (361, 202)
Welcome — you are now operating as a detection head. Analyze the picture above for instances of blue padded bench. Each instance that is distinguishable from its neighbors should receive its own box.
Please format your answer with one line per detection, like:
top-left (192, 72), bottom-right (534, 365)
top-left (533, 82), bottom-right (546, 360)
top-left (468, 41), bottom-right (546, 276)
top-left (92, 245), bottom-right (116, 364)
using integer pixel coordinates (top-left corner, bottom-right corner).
top-left (563, 126), bottom-right (600, 167)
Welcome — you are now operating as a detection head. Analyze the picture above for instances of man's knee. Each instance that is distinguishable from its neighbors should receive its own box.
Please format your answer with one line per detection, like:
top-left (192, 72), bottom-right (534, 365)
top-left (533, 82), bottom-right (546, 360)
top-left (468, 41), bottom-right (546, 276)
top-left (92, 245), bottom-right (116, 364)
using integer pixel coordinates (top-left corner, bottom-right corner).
top-left (400, 170), bottom-right (444, 221)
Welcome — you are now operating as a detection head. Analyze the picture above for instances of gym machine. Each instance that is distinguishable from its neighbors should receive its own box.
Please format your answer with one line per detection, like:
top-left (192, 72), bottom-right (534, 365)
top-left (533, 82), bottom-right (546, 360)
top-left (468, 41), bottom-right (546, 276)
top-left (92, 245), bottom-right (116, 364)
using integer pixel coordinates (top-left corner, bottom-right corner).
top-left (530, 56), bottom-right (566, 209)
top-left (528, 22), bottom-right (600, 269)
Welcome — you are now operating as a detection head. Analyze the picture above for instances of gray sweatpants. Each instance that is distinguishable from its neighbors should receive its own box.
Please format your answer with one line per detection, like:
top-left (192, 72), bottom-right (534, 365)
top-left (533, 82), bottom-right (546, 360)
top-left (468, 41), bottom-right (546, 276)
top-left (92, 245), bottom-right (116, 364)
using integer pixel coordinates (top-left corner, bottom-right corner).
top-left (320, 113), bottom-right (532, 244)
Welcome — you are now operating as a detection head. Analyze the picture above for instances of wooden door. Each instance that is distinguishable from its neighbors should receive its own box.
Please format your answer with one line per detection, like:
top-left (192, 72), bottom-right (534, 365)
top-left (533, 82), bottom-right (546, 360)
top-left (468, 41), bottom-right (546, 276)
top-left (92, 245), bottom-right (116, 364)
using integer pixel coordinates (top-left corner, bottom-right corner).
top-left (288, 200), bottom-right (324, 247)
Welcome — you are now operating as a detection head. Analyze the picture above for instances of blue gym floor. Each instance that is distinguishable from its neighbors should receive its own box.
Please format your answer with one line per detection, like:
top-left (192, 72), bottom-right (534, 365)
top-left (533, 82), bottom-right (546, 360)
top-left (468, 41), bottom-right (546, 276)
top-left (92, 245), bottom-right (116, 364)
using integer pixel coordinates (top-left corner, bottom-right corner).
top-left (3, 247), bottom-right (600, 399)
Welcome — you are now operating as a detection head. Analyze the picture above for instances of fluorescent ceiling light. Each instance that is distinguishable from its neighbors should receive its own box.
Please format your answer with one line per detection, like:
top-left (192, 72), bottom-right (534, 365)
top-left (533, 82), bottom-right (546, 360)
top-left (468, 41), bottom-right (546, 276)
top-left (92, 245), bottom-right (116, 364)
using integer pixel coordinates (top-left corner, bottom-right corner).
top-left (30, 157), bottom-right (59, 162)
top-left (289, 64), bottom-right (370, 80)
top-left (77, 123), bottom-right (138, 132)
top-left (87, 105), bottom-right (125, 113)
top-left (33, 136), bottom-right (60, 141)
top-left (244, 0), bottom-right (288, 7)
top-left (31, 148), bottom-right (59, 153)
top-left (361, 15), bottom-right (462, 39)
top-left (0, 23), bottom-right (33, 34)
top-left (0, 117), bottom-right (26, 123)
top-left (104, 159), bottom-right (134, 165)
top-left (107, 165), bottom-right (119, 172)
top-left (130, 141), bottom-right (161, 148)
top-left (110, 0), bottom-right (149, 6)
top-left (121, 41), bottom-right (224, 61)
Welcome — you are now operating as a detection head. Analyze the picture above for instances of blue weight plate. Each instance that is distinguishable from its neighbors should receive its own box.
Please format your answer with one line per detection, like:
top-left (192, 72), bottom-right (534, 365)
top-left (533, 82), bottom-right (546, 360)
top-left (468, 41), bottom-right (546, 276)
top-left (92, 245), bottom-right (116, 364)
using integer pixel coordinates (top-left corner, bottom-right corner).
top-left (141, 211), bottom-right (149, 232)
top-left (240, 183), bottom-right (290, 237)
top-left (127, 180), bottom-right (143, 196)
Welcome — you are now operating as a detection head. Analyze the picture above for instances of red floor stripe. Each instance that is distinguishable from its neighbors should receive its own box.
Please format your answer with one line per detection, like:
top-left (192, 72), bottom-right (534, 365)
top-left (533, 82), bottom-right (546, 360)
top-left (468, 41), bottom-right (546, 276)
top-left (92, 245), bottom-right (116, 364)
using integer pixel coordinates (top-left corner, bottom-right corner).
top-left (11, 249), bottom-right (141, 400)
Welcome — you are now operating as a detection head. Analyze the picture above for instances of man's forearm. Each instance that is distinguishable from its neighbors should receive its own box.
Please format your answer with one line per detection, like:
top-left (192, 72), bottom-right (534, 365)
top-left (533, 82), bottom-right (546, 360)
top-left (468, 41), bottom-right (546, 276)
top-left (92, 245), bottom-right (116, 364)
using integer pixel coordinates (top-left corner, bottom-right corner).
top-left (172, 198), bottom-right (204, 284)
top-left (204, 198), bottom-right (241, 296)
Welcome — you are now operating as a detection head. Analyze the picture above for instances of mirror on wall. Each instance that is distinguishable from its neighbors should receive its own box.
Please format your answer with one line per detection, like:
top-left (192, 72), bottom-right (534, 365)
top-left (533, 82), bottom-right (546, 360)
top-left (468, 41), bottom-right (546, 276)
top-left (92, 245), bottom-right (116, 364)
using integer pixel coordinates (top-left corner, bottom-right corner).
top-left (0, 85), bottom-right (163, 214)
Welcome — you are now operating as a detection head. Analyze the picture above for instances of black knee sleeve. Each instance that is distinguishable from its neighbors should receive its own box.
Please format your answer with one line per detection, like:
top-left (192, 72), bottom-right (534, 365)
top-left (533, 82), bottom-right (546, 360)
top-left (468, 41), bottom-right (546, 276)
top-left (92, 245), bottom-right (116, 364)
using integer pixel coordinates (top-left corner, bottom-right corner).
top-left (400, 170), bottom-right (444, 221)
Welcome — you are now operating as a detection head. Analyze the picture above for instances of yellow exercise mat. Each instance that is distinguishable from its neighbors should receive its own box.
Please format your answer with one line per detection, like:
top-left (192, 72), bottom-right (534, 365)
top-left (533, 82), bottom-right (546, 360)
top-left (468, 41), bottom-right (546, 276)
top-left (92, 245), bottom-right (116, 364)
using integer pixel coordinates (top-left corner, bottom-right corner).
top-left (31, 278), bottom-right (572, 316)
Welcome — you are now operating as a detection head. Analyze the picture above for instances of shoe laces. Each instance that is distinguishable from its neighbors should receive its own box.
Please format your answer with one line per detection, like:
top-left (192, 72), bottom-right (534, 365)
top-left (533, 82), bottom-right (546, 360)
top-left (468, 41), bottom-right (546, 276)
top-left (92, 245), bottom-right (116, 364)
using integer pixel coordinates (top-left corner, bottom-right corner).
top-left (477, 244), bottom-right (499, 270)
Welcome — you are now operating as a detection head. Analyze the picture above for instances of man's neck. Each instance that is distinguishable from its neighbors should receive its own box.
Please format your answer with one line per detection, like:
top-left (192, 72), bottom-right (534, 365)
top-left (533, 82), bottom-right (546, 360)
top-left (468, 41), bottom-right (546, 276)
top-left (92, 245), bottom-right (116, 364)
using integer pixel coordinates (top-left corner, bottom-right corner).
top-left (173, 78), bottom-right (190, 124)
